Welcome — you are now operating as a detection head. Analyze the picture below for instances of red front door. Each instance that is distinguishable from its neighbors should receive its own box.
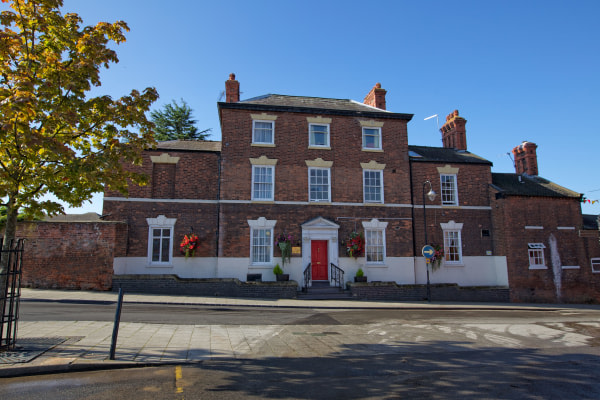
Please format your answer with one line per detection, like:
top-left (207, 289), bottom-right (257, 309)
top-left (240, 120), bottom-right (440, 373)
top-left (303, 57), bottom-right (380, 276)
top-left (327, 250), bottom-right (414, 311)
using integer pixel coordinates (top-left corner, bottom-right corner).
top-left (311, 240), bottom-right (328, 280)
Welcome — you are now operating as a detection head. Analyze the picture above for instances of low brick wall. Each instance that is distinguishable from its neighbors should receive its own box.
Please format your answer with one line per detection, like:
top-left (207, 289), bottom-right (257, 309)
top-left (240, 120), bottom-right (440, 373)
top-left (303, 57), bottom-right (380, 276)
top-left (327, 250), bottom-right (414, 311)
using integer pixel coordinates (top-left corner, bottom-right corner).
top-left (16, 220), bottom-right (127, 291)
top-left (348, 282), bottom-right (510, 302)
top-left (112, 274), bottom-right (299, 299)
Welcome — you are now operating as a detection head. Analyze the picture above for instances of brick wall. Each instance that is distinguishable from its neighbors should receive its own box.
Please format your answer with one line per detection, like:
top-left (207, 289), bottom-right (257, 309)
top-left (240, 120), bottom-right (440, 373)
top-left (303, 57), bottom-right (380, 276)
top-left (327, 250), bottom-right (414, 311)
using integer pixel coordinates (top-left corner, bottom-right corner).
top-left (348, 282), bottom-right (509, 302)
top-left (103, 200), bottom-right (219, 258)
top-left (219, 108), bottom-right (412, 204)
top-left (104, 150), bottom-right (220, 200)
top-left (218, 203), bottom-right (414, 258)
top-left (410, 161), bottom-right (494, 255)
top-left (491, 193), bottom-right (600, 303)
top-left (16, 220), bottom-right (127, 290)
top-left (112, 275), bottom-right (298, 298)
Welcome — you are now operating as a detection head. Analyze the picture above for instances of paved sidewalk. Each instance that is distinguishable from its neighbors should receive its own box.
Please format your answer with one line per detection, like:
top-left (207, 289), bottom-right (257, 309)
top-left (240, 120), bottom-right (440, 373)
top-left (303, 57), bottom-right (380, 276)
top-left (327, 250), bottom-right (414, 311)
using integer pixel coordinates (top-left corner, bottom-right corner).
top-left (1, 289), bottom-right (598, 378)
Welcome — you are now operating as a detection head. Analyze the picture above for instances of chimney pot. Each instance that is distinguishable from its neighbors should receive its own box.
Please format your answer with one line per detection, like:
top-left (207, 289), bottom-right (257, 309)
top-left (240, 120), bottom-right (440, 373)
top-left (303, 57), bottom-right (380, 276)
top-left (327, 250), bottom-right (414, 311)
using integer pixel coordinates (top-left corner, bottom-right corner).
top-left (440, 109), bottom-right (467, 150)
top-left (225, 73), bottom-right (240, 103)
top-left (363, 82), bottom-right (387, 110)
top-left (512, 141), bottom-right (538, 175)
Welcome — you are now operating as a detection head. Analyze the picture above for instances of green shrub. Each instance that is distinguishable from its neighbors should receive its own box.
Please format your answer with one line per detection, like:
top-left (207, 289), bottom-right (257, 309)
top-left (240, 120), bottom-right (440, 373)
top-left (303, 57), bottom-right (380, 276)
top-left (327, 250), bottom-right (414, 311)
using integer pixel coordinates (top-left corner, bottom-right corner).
top-left (273, 264), bottom-right (283, 275)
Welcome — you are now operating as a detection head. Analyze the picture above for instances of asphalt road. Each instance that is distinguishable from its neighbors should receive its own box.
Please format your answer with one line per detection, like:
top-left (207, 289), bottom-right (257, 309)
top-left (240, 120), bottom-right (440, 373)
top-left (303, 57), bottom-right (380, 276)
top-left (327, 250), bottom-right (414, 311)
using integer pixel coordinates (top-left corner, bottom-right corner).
top-left (19, 299), bottom-right (600, 326)
top-left (6, 301), bottom-right (600, 399)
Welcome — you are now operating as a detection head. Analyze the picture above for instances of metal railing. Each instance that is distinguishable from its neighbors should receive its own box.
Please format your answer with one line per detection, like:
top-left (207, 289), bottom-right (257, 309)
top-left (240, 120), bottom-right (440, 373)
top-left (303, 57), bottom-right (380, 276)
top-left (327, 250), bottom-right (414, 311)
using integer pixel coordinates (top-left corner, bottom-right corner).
top-left (1, 238), bottom-right (24, 351)
top-left (302, 262), bottom-right (311, 292)
top-left (330, 263), bottom-right (344, 290)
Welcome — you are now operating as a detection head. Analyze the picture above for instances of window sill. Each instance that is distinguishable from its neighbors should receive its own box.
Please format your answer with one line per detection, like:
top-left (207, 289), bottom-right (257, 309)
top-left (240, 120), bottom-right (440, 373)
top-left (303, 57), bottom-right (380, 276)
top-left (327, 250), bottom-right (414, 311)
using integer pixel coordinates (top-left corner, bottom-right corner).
top-left (528, 265), bottom-right (548, 270)
top-left (366, 264), bottom-right (388, 269)
top-left (249, 265), bottom-right (272, 269)
top-left (251, 200), bottom-right (275, 204)
top-left (308, 146), bottom-right (331, 150)
top-left (364, 202), bottom-right (384, 206)
top-left (562, 265), bottom-right (580, 270)
top-left (251, 143), bottom-right (275, 147)
top-left (444, 263), bottom-right (464, 267)
top-left (309, 201), bottom-right (331, 205)
top-left (441, 204), bottom-right (459, 208)
top-left (362, 148), bottom-right (383, 153)
top-left (147, 263), bottom-right (173, 268)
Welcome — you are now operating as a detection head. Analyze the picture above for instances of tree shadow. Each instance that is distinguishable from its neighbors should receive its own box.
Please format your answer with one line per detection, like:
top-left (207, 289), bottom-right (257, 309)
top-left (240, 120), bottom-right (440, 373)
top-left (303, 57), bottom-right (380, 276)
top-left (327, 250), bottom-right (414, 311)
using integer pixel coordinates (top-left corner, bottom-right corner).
top-left (180, 342), bottom-right (600, 399)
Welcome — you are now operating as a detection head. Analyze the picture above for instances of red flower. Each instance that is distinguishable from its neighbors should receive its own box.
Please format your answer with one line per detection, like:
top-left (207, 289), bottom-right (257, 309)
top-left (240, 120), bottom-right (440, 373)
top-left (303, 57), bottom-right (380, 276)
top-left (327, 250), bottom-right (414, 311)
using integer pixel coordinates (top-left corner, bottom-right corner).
top-left (180, 233), bottom-right (199, 258)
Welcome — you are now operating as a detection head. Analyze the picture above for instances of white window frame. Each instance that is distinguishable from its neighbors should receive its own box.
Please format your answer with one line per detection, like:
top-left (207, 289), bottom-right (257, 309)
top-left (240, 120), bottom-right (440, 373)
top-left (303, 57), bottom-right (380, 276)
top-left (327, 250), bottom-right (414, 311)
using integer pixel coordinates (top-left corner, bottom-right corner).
top-left (362, 127), bottom-right (382, 150)
top-left (252, 120), bottom-right (274, 145)
top-left (440, 174), bottom-right (458, 206)
top-left (362, 219), bottom-right (388, 265)
top-left (309, 123), bottom-right (330, 148)
top-left (308, 167), bottom-right (331, 202)
top-left (441, 220), bottom-right (463, 265)
top-left (251, 165), bottom-right (275, 201)
top-left (248, 217), bottom-right (276, 265)
top-left (528, 243), bottom-right (547, 269)
top-left (591, 258), bottom-right (600, 273)
top-left (146, 215), bottom-right (176, 266)
top-left (363, 169), bottom-right (384, 203)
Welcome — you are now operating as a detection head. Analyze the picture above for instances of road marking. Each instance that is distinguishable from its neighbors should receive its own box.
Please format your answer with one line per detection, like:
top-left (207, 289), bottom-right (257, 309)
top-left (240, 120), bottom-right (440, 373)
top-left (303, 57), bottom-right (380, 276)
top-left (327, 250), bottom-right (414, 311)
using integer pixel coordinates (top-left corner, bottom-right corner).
top-left (175, 365), bottom-right (183, 394)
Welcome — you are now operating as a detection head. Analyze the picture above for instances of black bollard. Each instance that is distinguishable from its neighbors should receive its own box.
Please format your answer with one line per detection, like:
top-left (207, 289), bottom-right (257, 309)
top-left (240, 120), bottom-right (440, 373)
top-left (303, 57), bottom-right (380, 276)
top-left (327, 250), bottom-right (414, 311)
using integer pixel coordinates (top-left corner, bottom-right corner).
top-left (109, 288), bottom-right (124, 360)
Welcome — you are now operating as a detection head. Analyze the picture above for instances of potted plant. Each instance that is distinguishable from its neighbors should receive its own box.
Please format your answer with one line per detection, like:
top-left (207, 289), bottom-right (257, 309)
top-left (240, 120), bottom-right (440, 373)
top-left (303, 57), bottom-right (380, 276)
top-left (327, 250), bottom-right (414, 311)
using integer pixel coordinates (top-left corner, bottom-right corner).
top-left (273, 263), bottom-right (289, 281)
top-left (354, 268), bottom-right (367, 282)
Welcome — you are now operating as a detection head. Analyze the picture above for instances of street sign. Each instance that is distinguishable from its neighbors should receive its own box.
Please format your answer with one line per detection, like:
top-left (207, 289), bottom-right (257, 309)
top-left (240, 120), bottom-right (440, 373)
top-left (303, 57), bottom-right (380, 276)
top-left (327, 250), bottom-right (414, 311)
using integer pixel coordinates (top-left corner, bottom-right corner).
top-left (422, 245), bottom-right (435, 259)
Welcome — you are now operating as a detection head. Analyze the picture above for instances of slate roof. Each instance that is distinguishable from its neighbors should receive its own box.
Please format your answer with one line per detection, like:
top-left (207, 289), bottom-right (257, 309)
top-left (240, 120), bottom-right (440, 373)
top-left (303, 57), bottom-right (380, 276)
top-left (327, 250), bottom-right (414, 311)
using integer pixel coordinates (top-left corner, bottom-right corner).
top-left (408, 145), bottom-right (493, 165)
top-left (491, 173), bottom-right (581, 199)
top-left (154, 140), bottom-right (221, 152)
top-left (219, 94), bottom-right (413, 120)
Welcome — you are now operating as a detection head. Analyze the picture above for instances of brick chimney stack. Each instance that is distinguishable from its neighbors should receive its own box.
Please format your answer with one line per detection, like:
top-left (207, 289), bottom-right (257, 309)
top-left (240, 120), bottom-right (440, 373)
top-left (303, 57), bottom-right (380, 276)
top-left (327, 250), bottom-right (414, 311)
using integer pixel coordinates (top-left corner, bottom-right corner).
top-left (225, 73), bottom-right (240, 103)
top-left (512, 141), bottom-right (538, 175)
top-left (363, 83), bottom-right (387, 110)
top-left (440, 110), bottom-right (467, 150)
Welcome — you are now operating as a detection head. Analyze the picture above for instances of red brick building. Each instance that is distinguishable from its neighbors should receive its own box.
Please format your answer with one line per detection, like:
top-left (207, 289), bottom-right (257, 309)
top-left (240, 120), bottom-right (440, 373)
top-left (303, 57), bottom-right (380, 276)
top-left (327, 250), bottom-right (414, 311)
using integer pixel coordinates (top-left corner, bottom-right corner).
top-left (101, 74), bottom-right (600, 302)
top-left (490, 144), bottom-right (600, 303)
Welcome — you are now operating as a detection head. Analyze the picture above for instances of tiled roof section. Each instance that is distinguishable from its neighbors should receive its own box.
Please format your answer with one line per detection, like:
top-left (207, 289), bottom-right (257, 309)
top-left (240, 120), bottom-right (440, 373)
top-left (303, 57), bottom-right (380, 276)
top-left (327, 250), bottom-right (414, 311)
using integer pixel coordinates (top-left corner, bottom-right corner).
top-left (408, 145), bottom-right (492, 165)
top-left (491, 173), bottom-right (581, 199)
top-left (582, 214), bottom-right (599, 230)
top-left (155, 140), bottom-right (221, 152)
top-left (220, 94), bottom-right (413, 120)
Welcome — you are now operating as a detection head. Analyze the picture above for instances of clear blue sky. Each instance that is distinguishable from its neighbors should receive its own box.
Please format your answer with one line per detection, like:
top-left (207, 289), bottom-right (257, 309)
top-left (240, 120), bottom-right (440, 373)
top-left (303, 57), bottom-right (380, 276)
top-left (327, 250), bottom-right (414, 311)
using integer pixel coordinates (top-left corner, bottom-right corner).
top-left (32, 1), bottom-right (600, 215)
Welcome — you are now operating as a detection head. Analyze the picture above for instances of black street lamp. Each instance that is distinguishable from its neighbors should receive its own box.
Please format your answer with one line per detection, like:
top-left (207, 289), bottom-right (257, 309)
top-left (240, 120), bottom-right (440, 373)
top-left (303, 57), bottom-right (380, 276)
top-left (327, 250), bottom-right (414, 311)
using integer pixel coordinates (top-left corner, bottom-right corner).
top-left (422, 180), bottom-right (437, 302)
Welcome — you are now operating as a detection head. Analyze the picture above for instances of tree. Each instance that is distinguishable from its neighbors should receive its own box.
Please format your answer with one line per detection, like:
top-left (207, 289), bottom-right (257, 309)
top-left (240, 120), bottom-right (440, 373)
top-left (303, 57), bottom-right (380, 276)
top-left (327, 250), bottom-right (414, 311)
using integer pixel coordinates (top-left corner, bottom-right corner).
top-left (150, 99), bottom-right (210, 141)
top-left (0, 0), bottom-right (158, 247)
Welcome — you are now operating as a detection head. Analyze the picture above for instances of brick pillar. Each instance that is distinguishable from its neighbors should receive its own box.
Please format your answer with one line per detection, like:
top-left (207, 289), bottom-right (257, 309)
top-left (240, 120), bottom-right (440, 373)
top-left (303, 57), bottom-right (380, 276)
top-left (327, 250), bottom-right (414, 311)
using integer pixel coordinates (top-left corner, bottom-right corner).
top-left (363, 83), bottom-right (387, 110)
top-left (440, 110), bottom-right (467, 150)
top-left (512, 141), bottom-right (538, 175)
top-left (225, 73), bottom-right (240, 103)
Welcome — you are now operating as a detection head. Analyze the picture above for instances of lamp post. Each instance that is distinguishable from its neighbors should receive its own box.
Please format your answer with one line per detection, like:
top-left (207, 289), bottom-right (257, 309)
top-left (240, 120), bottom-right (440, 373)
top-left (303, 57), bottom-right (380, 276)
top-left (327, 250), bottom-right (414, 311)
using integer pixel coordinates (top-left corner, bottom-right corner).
top-left (422, 180), bottom-right (437, 302)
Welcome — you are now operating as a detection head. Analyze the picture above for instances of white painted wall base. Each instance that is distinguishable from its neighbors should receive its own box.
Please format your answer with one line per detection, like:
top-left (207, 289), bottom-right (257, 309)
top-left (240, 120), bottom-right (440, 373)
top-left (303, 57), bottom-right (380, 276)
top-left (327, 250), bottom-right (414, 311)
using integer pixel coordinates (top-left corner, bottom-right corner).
top-left (114, 255), bottom-right (508, 287)
top-left (113, 257), bottom-right (218, 279)
top-left (414, 256), bottom-right (508, 286)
